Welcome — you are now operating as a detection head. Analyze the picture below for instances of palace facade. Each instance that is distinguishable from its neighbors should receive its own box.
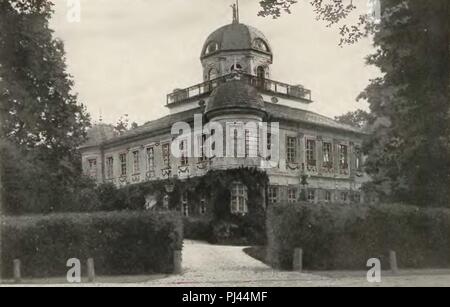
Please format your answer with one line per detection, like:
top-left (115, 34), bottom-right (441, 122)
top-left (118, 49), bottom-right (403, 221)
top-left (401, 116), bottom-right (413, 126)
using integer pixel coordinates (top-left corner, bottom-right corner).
top-left (80, 18), bottom-right (369, 216)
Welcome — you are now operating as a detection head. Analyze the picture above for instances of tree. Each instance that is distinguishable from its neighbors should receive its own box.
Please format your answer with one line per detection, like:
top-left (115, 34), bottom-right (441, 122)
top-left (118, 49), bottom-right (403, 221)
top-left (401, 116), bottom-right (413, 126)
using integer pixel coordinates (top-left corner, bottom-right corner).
top-left (259, 0), bottom-right (450, 207)
top-left (258, 0), bottom-right (377, 45)
top-left (359, 0), bottom-right (449, 207)
top-left (0, 0), bottom-right (91, 213)
top-left (335, 109), bottom-right (371, 129)
top-left (113, 114), bottom-right (138, 135)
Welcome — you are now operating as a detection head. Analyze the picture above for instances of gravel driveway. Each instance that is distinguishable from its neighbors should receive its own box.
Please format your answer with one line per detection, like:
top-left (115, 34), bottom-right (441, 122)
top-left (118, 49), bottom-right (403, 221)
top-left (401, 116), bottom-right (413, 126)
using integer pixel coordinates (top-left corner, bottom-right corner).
top-left (144, 240), bottom-right (450, 287)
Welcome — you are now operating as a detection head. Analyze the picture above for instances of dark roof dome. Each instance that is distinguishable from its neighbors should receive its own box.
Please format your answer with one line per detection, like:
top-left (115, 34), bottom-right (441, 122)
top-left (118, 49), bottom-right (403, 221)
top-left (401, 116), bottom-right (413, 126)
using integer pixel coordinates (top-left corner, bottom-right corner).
top-left (206, 79), bottom-right (266, 117)
top-left (201, 23), bottom-right (272, 58)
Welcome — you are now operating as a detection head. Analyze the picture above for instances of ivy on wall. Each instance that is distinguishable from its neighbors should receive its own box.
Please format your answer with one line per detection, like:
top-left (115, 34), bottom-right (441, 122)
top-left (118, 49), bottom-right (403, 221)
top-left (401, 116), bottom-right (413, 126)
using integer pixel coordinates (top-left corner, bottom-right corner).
top-left (97, 168), bottom-right (269, 244)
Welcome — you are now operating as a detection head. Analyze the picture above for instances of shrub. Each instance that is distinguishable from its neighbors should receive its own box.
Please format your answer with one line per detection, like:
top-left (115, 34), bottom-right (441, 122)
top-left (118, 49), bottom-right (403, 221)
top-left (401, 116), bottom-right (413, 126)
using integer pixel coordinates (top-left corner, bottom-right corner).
top-left (0, 211), bottom-right (183, 278)
top-left (183, 217), bottom-right (212, 241)
top-left (267, 202), bottom-right (450, 270)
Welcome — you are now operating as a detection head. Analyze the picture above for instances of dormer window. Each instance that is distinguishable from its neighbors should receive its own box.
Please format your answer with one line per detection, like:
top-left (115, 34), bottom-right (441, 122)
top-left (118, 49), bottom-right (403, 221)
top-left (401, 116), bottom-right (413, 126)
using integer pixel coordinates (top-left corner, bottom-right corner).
top-left (253, 38), bottom-right (269, 52)
top-left (205, 42), bottom-right (219, 55)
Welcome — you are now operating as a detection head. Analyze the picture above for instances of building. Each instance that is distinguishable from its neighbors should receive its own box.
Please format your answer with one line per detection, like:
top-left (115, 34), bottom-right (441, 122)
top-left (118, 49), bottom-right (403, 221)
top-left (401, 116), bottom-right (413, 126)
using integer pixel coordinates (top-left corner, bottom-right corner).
top-left (80, 14), bottom-right (368, 216)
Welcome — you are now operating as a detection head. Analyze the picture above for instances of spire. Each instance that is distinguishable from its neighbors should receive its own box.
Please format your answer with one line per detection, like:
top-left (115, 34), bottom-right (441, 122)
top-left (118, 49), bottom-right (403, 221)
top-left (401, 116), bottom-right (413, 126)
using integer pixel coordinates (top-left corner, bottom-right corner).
top-left (231, 0), bottom-right (239, 24)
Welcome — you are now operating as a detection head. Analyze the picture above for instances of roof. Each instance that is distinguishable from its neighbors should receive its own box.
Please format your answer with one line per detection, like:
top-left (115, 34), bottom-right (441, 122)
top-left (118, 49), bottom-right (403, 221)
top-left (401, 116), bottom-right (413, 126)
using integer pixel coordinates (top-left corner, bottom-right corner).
top-left (82, 124), bottom-right (117, 148)
top-left (201, 23), bottom-right (272, 58)
top-left (81, 103), bottom-right (364, 150)
top-left (82, 107), bottom-right (204, 148)
top-left (264, 103), bottom-right (365, 134)
top-left (206, 79), bottom-right (266, 116)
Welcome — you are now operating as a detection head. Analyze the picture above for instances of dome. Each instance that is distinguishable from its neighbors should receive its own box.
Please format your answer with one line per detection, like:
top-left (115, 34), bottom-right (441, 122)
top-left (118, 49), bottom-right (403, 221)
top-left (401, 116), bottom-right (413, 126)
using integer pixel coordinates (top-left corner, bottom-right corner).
top-left (206, 79), bottom-right (266, 117)
top-left (201, 23), bottom-right (272, 58)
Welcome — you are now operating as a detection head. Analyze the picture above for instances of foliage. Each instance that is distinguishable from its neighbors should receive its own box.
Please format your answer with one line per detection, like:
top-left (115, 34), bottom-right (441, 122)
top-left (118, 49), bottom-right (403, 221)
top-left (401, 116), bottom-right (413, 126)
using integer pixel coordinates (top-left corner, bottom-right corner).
top-left (267, 202), bottom-right (450, 270)
top-left (258, 0), bottom-right (377, 45)
top-left (360, 0), bottom-right (450, 207)
top-left (334, 109), bottom-right (371, 129)
top-left (0, 211), bottom-right (183, 278)
top-left (183, 217), bottom-right (213, 242)
top-left (0, 0), bottom-right (91, 214)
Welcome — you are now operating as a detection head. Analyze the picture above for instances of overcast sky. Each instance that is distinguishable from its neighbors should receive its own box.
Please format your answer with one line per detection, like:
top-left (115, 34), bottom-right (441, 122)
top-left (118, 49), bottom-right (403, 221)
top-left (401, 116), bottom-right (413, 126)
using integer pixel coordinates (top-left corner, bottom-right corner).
top-left (50, 0), bottom-right (380, 125)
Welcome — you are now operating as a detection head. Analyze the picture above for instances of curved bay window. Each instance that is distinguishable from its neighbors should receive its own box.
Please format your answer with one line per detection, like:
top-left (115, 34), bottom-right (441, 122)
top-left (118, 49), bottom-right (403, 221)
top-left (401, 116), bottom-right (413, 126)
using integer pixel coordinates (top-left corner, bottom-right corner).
top-left (231, 183), bottom-right (248, 215)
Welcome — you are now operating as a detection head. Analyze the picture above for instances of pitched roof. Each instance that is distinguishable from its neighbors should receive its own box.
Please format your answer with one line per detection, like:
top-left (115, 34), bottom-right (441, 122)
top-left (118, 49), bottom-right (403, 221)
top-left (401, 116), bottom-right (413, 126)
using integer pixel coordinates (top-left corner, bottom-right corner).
top-left (265, 103), bottom-right (365, 134)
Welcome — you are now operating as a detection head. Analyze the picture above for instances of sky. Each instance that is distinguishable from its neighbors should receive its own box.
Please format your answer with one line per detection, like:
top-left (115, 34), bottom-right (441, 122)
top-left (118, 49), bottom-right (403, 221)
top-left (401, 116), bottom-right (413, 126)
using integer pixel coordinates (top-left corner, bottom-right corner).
top-left (50, 0), bottom-right (380, 125)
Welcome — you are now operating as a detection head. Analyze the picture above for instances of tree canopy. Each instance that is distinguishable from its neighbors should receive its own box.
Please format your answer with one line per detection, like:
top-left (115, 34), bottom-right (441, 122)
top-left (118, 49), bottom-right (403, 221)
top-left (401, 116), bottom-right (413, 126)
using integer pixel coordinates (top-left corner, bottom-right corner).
top-left (0, 0), bottom-right (91, 214)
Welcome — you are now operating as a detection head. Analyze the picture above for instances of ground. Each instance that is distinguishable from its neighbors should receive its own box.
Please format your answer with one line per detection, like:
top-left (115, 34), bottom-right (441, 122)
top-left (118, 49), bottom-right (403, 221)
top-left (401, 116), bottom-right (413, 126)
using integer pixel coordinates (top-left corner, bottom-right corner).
top-left (142, 240), bottom-right (450, 287)
top-left (2, 240), bottom-right (450, 287)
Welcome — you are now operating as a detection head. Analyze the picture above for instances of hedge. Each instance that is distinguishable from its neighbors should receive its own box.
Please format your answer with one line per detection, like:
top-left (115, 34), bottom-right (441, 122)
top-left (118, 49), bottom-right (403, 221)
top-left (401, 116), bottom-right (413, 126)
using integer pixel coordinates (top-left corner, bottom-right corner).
top-left (0, 211), bottom-right (183, 279)
top-left (267, 203), bottom-right (450, 270)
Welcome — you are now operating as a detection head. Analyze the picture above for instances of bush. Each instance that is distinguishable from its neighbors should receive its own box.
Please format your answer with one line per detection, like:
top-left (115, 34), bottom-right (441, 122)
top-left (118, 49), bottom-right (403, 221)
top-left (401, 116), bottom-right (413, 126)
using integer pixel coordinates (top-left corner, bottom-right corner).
top-left (183, 217), bottom-right (212, 241)
top-left (267, 202), bottom-right (450, 270)
top-left (0, 211), bottom-right (183, 278)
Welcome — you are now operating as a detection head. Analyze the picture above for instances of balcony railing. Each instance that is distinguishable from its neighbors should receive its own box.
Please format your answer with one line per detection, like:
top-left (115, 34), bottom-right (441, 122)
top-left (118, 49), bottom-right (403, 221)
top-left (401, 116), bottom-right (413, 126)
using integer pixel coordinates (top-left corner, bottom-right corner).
top-left (167, 72), bottom-right (312, 106)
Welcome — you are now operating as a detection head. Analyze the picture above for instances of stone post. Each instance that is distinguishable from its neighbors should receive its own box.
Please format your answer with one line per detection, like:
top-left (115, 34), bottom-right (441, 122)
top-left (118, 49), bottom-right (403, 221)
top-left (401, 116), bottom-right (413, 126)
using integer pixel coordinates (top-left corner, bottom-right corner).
top-left (389, 250), bottom-right (399, 275)
top-left (173, 250), bottom-right (182, 274)
top-left (293, 248), bottom-right (303, 272)
top-left (87, 258), bottom-right (96, 283)
top-left (13, 259), bottom-right (21, 284)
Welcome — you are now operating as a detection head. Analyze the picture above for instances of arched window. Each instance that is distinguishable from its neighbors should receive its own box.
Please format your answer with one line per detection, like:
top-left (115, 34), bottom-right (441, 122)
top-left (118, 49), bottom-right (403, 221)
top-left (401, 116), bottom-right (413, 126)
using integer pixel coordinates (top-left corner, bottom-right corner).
top-left (257, 66), bottom-right (266, 79)
top-left (253, 38), bottom-right (270, 52)
top-left (208, 68), bottom-right (219, 80)
top-left (205, 42), bottom-right (219, 55)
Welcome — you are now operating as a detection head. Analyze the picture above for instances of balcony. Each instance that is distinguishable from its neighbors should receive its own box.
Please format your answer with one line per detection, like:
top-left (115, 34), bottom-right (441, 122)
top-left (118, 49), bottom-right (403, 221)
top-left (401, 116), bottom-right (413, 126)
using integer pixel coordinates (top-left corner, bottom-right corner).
top-left (166, 72), bottom-right (312, 106)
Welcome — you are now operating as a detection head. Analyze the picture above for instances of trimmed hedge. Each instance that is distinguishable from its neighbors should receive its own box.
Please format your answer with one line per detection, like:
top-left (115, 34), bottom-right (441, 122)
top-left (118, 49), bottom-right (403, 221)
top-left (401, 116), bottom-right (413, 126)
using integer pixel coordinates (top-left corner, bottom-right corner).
top-left (0, 211), bottom-right (183, 278)
top-left (267, 203), bottom-right (450, 270)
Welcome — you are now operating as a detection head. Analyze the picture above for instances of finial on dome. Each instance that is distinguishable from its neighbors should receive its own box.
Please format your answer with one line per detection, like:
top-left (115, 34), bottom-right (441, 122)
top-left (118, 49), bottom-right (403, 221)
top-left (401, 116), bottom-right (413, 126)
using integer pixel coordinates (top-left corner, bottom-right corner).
top-left (231, 0), bottom-right (240, 24)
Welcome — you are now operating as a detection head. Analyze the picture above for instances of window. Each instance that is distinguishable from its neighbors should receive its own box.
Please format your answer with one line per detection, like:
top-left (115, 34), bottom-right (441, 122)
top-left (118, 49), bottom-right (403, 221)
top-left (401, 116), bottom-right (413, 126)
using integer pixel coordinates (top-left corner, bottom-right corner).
top-left (323, 142), bottom-right (333, 168)
top-left (230, 63), bottom-right (242, 71)
top-left (257, 66), bottom-right (266, 79)
top-left (288, 188), bottom-right (298, 203)
top-left (200, 198), bottom-right (207, 215)
top-left (231, 183), bottom-right (248, 214)
top-left (87, 159), bottom-right (97, 178)
top-left (307, 190), bottom-right (316, 203)
top-left (355, 147), bottom-right (363, 171)
top-left (132, 150), bottom-right (140, 174)
top-left (325, 191), bottom-right (332, 202)
top-left (180, 139), bottom-right (188, 166)
top-left (232, 128), bottom-right (241, 158)
top-left (181, 192), bottom-right (189, 217)
top-left (341, 191), bottom-right (348, 202)
top-left (208, 68), bottom-right (219, 80)
top-left (306, 139), bottom-right (316, 166)
top-left (119, 153), bottom-right (127, 176)
top-left (245, 130), bottom-right (250, 158)
top-left (198, 134), bottom-right (208, 162)
top-left (253, 38), bottom-right (269, 52)
top-left (353, 192), bottom-right (361, 204)
top-left (162, 144), bottom-right (170, 168)
top-left (146, 147), bottom-right (155, 170)
top-left (269, 186), bottom-right (279, 204)
top-left (339, 145), bottom-right (349, 169)
top-left (205, 42), bottom-right (219, 55)
top-left (106, 157), bottom-right (114, 179)
top-left (286, 137), bottom-right (297, 164)
top-left (163, 194), bottom-right (169, 210)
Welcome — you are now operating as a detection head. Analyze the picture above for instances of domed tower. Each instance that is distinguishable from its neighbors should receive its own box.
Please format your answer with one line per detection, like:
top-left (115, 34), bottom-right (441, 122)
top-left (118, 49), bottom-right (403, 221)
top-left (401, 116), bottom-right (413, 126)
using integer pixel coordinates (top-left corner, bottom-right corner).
top-left (200, 13), bottom-right (273, 82)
